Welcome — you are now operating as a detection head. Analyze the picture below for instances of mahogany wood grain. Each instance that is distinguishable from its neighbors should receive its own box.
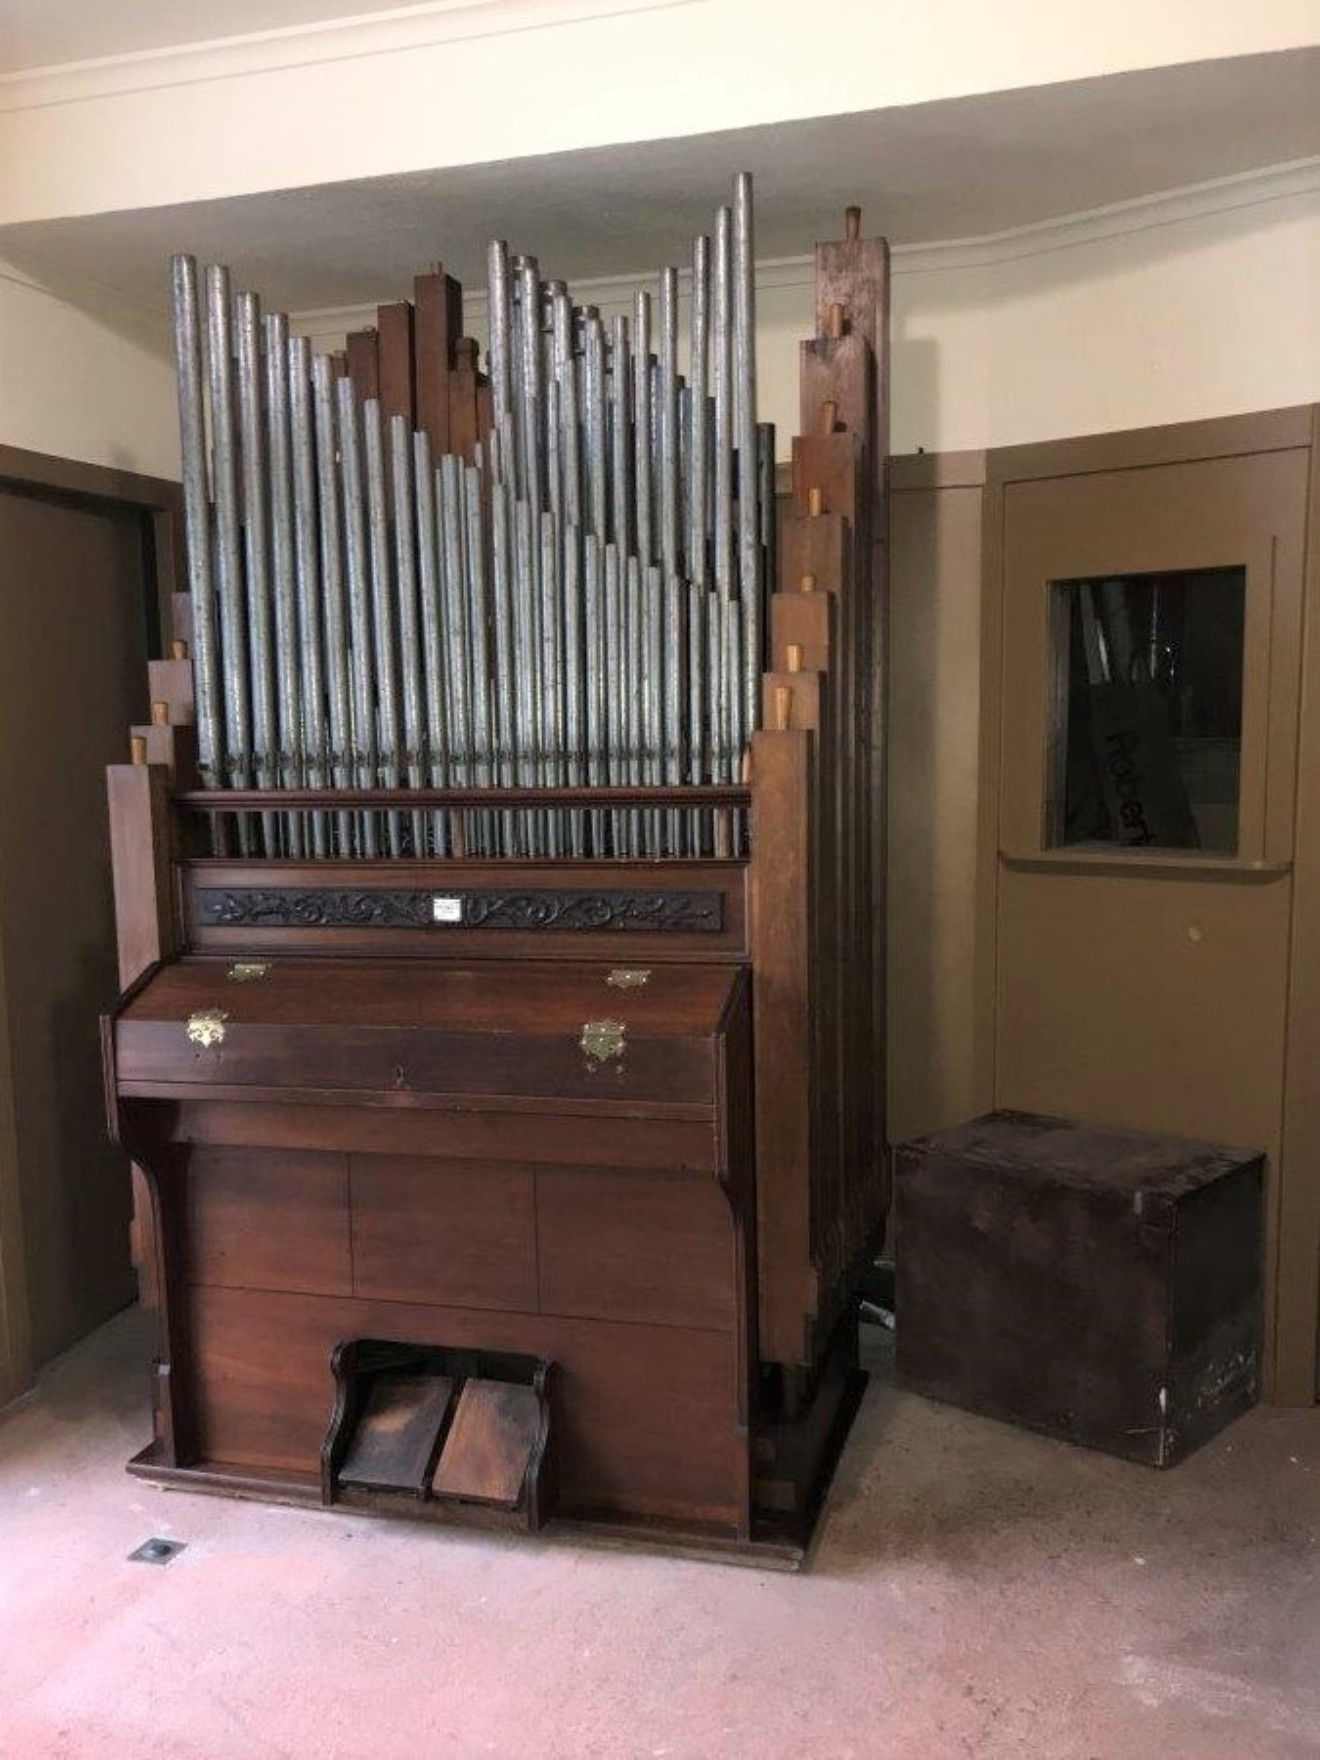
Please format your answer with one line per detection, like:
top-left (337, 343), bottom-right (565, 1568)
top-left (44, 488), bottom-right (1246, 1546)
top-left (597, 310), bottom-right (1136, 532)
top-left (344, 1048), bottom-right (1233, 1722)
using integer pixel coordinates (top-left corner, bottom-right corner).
top-left (791, 432), bottom-right (885, 1293)
top-left (186, 1145), bottom-right (351, 1296)
top-left (447, 336), bottom-right (483, 464)
top-left (770, 590), bottom-right (834, 677)
top-left (375, 301), bottom-right (416, 427)
top-left (125, 1141), bottom-right (199, 1466)
top-left (800, 334), bottom-right (875, 471)
top-left (107, 761), bottom-right (177, 988)
top-left (118, 956), bottom-right (738, 1034)
top-left (749, 730), bottom-right (816, 1366)
top-left (346, 330), bottom-right (380, 405)
top-left (804, 231), bottom-right (892, 1227)
top-left (146, 656), bottom-right (195, 725)
top-left (350, 1155), bottom-right (537, 1312)
top-left (413, 271), bottom-right (463, 456)
top-left (536, 1167), bottom-right (736, 1330)
top-left (812, 227), bottom-right (890, 511)
top-left (778, 509), bottom-right (849, 596)
top-left (114, 958), bottom-right (731, 1108)
top-left (128, 721), bottom-right (198, 787)
top-left (158, 1099), bottom-right (721, 1173)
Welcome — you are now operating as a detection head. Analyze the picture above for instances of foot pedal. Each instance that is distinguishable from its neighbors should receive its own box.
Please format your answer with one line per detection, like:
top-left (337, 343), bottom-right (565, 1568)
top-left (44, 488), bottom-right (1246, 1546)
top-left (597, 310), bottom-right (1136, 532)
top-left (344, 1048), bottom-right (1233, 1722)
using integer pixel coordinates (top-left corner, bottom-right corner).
top-left (339, 1372), bottom-right (455, 1495)
top-left (323, 1340), bottom-right (554, 1531)
top-left (430, 1379), bottom-right (542, 1509)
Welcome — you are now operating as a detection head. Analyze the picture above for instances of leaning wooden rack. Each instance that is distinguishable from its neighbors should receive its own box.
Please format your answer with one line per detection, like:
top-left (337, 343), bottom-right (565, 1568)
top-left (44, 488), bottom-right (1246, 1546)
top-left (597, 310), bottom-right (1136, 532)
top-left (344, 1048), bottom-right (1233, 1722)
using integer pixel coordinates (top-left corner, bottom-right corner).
top-left (102, 180), bottom-right (890, 1561)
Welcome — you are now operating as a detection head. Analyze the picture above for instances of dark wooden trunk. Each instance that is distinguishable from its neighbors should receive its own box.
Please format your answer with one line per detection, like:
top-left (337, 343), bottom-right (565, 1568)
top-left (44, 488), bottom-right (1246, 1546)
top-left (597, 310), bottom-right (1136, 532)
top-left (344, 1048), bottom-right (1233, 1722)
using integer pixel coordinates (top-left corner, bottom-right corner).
top-left (894, 1110), bottom-right (1263, 1466)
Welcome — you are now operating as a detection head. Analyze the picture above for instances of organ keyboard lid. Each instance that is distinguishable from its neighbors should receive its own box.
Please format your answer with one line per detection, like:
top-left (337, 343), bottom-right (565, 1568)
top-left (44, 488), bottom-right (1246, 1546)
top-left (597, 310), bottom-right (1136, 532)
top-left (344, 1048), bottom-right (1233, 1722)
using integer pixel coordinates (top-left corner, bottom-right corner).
top-left (105, 956), bottom-right (748, 1113)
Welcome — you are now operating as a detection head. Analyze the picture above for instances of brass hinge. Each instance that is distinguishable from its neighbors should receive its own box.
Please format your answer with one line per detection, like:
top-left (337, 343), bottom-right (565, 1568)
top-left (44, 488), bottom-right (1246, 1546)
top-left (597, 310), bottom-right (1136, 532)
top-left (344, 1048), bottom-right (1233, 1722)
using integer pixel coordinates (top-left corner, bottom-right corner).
top-left (581, 1019), bottom-right (627, 1065)
top-left (186, 1009), bottom-right (228, 1048)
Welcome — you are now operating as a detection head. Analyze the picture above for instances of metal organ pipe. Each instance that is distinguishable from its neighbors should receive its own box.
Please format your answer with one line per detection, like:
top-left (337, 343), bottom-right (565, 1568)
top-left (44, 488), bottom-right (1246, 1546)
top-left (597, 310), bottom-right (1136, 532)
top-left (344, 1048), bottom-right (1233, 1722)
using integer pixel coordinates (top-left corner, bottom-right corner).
top-left (167, 175), bottom-right (772, 859)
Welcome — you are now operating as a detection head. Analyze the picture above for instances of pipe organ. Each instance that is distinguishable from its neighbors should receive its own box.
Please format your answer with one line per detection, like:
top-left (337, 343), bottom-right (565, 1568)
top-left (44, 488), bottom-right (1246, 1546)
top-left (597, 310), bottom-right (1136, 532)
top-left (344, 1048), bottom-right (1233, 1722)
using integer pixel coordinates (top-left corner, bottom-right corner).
top-left (103, 176), bottom-right (890, 1559)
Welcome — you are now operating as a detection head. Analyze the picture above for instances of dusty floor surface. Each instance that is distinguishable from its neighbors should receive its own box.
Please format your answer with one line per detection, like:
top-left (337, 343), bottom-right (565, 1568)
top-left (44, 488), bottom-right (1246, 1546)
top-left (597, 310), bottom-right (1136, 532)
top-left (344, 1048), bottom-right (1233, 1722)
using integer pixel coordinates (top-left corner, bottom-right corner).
top-left (1, 1308), bottom-right (1317, 1760)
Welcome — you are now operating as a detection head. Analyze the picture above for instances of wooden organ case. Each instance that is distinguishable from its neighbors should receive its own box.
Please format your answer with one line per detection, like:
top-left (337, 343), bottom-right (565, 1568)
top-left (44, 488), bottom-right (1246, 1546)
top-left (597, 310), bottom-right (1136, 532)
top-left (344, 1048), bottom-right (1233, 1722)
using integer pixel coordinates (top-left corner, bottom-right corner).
top-left (103, 184), bottom-right (890, 1559)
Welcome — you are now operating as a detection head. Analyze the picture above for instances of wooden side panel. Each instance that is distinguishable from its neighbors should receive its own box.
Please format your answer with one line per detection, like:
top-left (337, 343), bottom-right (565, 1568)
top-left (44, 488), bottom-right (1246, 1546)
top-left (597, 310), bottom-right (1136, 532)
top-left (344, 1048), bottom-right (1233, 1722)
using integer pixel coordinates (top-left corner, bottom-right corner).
top-left (537, 1167), bottom-right (736, 1329)
top-left (187, 1146), bottom-right (350, 1296)
top-left (350, 1154), bottom-right (537, 1311)
top-left (750, 728), bottom-right (815, 1366)
top-left (813, 228), bottom-right (890, 512)
top-left (186, 1283), bottom-right (337, 1472)
top-left (107, 763), bottom-right (177, 987)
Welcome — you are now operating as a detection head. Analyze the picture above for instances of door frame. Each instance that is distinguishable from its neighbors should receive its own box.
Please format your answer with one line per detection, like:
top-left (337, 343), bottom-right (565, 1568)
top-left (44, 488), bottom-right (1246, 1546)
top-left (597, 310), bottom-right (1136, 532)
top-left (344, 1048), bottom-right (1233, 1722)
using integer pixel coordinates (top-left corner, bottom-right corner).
top-left (0, 443), bottom-right (180, 1407)
top-left (976, 406), bottom-right (1320, 1403)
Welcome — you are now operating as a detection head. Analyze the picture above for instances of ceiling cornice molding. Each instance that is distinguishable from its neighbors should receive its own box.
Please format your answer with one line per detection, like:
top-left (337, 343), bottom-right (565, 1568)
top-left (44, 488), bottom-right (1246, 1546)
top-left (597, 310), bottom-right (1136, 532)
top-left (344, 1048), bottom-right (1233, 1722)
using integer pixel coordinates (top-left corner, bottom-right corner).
top-left (0, 0), bottom-right (695, 114)
top-left (289, 156), bottom-right (1320, 338)
top-left (892, 154), bottom-right (1320, 276)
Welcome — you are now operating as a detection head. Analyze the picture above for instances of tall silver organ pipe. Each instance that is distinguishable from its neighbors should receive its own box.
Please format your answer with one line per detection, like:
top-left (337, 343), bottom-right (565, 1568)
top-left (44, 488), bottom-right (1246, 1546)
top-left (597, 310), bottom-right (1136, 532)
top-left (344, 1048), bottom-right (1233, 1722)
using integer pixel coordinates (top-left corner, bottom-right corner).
top-left (168, 175), bottom-right (774, 859)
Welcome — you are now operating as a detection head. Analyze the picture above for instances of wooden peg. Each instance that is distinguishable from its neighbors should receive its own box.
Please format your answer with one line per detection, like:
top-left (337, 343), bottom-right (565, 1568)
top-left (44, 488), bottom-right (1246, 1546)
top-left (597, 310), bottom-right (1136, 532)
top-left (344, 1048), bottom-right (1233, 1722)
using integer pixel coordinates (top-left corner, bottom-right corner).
top-left (807, 486), bottom-right (823, 518)
top-left (151, 701), bottom-right (169, 726)
top-left (800, 571), bottom-right (817, 594)
top-left (786, 644), bottom-right (804, 675)
top-left (774, 686), bottom-right (792, 731)
top-left (845, 206), bottom-right (861, 241)
top-left (821, 399), bottom-right (838, 436)
top-left (170, 639), bottom-right (189, 661)
top-left (130, 735), bottom-right (149, 766)
top-left (826, 303), bottom-right (845, 340)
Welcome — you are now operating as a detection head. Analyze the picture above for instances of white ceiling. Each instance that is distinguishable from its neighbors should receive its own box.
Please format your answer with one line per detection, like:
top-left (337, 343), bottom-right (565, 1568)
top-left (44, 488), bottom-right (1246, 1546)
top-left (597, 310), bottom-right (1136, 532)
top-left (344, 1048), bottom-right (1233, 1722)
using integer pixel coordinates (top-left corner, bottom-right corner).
top-left (0, 0), bottom-right (415, 74)
top-left (1, 49), bottom-right (1317, 327)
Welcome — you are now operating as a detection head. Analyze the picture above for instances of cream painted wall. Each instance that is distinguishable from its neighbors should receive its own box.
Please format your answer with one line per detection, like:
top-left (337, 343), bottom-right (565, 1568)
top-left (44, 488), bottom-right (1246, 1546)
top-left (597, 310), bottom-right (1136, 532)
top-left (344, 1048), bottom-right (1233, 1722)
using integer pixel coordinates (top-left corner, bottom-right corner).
top-left (0, 265), bottom-right (179, 476)
top-left (2, 0), bottom-right (1318, 225)
top-left (893, 169), bottom-right (1320, 453)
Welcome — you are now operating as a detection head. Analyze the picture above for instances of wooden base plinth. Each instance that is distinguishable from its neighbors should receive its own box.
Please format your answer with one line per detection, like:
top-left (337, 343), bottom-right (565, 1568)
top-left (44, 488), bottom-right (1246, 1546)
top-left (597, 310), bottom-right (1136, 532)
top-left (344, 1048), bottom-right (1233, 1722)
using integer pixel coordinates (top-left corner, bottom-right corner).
top-left (127, 1443), bottom-right (810, 1569)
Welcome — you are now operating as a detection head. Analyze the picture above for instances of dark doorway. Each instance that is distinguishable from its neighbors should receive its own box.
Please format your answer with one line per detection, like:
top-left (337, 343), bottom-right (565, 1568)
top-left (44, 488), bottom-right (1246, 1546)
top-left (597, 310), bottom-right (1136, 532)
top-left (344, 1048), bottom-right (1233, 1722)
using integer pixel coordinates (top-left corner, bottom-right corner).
top-left (0, 455), bottom-right (174, 1372)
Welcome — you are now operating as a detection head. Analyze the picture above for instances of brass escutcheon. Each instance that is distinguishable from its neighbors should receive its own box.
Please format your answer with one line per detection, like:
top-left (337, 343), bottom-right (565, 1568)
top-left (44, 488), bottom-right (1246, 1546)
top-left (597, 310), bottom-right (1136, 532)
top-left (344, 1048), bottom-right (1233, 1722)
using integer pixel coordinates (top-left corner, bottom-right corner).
top-left (186, 1009), bottom-right (229, 1049)
top-left (605, 968), bottom-right (651, 990)
top-left (580, 1019), bottom-right (626, 1065)
top-left (227, 962), bottom-right (269, 982)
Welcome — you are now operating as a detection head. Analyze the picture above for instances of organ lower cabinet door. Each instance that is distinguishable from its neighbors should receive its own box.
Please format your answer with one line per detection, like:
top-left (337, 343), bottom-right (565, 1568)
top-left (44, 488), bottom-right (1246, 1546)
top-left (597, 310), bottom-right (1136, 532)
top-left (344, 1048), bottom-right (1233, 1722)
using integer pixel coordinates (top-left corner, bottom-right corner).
top-left (987, 423), bottom-right (1316, 1400)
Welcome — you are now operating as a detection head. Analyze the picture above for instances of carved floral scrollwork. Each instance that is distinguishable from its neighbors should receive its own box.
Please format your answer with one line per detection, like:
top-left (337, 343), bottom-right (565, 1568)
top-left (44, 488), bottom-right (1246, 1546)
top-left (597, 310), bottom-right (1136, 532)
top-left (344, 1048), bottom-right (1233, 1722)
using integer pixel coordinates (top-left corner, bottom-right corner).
top-left (197, 887), bottom-right (724, 934)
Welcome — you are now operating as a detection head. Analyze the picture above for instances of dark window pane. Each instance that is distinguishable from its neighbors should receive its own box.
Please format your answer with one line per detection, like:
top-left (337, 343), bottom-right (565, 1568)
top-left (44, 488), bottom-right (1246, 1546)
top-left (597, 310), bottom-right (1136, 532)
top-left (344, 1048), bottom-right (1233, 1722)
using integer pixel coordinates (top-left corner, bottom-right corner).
top-left (1047, 568), bottom-right (1245, 853)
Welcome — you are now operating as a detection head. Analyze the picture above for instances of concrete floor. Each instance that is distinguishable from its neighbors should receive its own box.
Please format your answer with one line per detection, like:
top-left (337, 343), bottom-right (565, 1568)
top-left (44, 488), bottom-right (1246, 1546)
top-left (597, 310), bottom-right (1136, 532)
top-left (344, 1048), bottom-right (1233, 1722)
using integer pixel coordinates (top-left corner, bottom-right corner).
top-left (1, 1311), bottom-right (1317, 1760)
